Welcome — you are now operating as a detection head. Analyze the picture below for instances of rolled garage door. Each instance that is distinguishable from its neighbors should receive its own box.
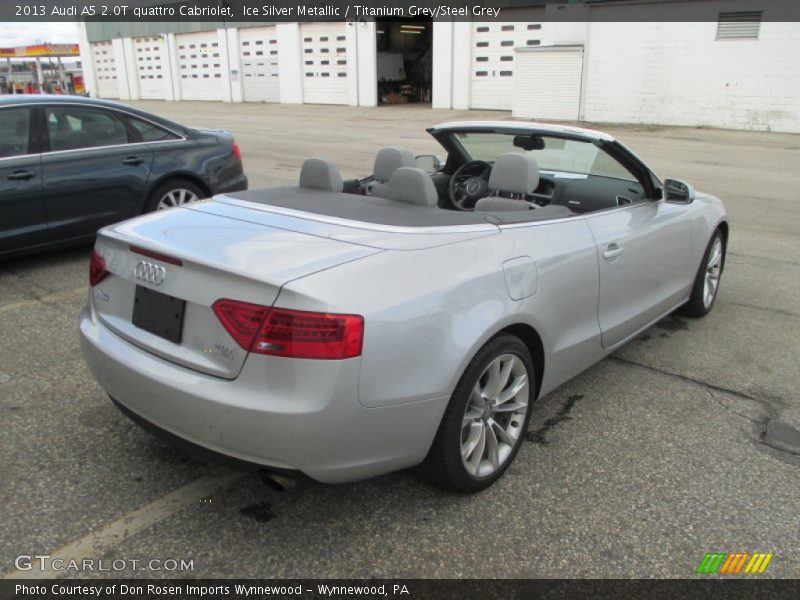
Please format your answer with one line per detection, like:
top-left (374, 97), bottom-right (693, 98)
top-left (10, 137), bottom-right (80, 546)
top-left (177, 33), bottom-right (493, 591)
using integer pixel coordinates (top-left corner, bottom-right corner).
top-left (240, 26), bottom-right (280, 103)
top-left (512, 46), bottom-right (584, 121)
top-left (300, 22), bottom-right (348, 105)
top-left (176, 31), bottom-right (224, 101)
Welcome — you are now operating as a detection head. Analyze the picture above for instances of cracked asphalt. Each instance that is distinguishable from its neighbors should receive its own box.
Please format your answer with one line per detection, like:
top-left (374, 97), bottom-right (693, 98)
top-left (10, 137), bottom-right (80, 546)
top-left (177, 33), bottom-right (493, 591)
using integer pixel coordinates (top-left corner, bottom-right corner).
top-left (1, 103), bottom-right (798, 579)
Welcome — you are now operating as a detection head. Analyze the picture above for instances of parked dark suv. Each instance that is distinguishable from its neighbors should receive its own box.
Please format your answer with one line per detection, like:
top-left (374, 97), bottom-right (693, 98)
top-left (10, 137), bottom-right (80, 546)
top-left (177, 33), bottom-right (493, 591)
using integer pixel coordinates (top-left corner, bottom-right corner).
top-left (0, 95), bottom-right (247, 257)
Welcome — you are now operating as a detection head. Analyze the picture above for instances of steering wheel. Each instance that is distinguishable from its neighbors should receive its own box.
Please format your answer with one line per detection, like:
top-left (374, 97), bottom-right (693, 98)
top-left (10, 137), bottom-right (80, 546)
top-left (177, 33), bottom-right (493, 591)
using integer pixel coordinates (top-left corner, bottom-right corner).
top-left (448, 160), bottom-right (492, 211)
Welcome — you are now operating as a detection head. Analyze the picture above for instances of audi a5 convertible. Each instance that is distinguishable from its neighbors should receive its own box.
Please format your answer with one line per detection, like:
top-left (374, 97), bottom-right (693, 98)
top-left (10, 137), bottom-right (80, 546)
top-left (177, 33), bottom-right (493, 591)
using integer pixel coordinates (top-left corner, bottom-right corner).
top-left (80, 121), bottom-right (728, 492)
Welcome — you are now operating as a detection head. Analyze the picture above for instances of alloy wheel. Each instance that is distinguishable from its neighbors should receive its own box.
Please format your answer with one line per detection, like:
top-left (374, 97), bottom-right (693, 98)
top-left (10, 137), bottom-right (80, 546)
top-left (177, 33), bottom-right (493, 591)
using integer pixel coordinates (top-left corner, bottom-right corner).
top-left (157, 188), bottom-right (199, 210)
top-left (460, 353), bottom-right (530, 478)
top-left (703, 237), bottom-right (723, 308)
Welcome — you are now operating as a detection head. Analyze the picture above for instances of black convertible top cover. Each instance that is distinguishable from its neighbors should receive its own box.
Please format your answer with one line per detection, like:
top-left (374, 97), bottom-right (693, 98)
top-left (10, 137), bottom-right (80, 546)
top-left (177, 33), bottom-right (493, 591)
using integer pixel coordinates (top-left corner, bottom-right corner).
top-left (224, 188), bottom-right (495, 227)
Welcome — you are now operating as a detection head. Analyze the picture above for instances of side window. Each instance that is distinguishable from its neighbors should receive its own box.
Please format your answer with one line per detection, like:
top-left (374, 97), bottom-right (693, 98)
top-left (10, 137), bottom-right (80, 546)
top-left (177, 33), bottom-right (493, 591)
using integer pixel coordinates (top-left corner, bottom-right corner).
top-left (0, 108), bottom-right (31, 158)
top-left (44, 106), bottom-right (129, 151)
top-left (535, 139), bottom-right (637, 182)
top-left (127, 117), bottom-right (178, 142)
top-left (588, 147), bottom-right (638, 182)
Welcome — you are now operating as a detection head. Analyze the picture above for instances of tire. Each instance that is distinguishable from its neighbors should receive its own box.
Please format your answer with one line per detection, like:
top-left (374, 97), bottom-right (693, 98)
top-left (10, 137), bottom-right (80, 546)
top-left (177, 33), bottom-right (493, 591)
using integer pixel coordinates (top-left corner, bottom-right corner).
top-left (143, 178), bottom-right (206, 213)
top-left (418, 333), bottom-right (535, 493)
top-left (679, 229), bottom-right (725, 318)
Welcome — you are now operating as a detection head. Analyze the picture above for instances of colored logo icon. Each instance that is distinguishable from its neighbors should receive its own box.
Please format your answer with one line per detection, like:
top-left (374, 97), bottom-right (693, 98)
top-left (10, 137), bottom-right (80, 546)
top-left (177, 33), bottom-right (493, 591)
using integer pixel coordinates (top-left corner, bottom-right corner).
top-left (696, 552), bottom-right (773, 574)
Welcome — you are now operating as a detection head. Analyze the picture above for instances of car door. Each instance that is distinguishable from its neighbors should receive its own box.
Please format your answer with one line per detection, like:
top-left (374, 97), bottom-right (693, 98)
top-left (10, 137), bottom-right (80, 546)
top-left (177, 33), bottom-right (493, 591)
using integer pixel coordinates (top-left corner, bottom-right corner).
top-left (0, 105), bottom-right (46, 253)
top-left (587, 198), bottom-right (692, 348)
top-left (40, 104), bottom-right (154, 240)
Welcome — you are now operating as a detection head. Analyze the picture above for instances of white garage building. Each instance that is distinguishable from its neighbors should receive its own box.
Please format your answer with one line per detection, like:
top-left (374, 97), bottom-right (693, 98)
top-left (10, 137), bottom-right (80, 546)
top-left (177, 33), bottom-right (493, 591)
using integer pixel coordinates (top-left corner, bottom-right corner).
top-left (77, 0), bottom-right (800, 132)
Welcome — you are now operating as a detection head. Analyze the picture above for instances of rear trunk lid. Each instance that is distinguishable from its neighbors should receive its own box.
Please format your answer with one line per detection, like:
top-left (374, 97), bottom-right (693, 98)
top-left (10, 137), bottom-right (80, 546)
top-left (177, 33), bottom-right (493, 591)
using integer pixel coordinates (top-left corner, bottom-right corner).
top-left (91, 206), bottom-right (381, 379)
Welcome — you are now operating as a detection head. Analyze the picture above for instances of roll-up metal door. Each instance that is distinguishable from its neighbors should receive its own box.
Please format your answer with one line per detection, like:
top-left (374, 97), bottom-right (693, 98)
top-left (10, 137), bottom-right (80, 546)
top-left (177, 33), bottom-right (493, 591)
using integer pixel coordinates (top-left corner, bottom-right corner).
top-left (512, 46), bottom-right (584, 121)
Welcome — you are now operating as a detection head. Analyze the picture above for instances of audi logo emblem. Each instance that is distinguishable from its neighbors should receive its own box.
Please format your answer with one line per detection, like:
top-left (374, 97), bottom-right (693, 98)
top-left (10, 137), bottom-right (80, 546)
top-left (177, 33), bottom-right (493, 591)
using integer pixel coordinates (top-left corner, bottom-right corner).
top-left (133, 261), bottom-right (167, 286)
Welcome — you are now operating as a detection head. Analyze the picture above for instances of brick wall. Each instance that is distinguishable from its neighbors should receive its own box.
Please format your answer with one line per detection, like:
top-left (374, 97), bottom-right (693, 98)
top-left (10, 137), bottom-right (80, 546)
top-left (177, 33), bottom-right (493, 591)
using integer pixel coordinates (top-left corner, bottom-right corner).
top-left (582, 20), bottom-right (800, 133)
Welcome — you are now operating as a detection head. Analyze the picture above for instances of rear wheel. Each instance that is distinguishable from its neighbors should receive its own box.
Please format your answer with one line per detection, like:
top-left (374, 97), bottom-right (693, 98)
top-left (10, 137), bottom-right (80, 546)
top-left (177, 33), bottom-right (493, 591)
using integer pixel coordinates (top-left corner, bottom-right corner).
top-left (144, 178), bottom-right (206, 213)
top-left (679, 230), bottom-right (725, 318)
top-left (419, 334), bottom-right (535, 493)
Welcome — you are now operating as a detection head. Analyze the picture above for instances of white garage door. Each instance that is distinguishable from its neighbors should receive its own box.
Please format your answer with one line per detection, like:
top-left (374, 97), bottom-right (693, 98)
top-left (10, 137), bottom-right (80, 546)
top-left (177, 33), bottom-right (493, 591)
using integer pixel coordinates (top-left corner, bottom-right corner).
top-left (513, 47), bottom-right (584, 121)
top-left (300, 22), bottom-right (348, 105)
top-left (469, 22), bottom-right (543, 110)
top-left (176, 31), bottom-right (223, 101)
top-left (239, 26), bottom-right (280, 103)
top-left (91, 41), bottom-right (118, 99)
top-left (134, 36), bottom-right (167, 100)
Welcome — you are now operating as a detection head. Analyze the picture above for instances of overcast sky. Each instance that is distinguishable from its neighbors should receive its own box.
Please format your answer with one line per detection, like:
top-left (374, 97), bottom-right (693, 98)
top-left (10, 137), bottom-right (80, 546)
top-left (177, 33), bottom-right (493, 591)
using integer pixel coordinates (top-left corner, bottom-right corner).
top-left (2, 22), bottom-right (79, 47)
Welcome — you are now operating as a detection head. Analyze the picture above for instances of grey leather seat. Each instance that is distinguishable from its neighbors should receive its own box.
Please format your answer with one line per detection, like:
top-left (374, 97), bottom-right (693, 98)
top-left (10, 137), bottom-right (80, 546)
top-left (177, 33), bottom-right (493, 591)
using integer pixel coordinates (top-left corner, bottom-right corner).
top-left (477, 153), bottom-right (574, 219)
top-left (370, 147), bottom-right (416, 198)
top-left (299, 158), bottom-right (344, 192)
top-left (488, 152), bottom-right (540, 197)
top-left (387, 167), bottom-right (439, 207)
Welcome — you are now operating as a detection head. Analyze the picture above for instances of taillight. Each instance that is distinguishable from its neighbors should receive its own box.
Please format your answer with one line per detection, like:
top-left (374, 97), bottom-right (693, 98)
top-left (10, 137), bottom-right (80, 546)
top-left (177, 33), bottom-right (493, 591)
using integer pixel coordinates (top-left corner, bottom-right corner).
top-left (212, 299), bottom-right (268, 350)
top-left (212, 299), bottom-right (363, 360)
top-left (255, 308), bottom-right (364, 359)
top-left (232, 141), bottom-right (242, 162)
top-left (89, 250), bottom-right (109, 287)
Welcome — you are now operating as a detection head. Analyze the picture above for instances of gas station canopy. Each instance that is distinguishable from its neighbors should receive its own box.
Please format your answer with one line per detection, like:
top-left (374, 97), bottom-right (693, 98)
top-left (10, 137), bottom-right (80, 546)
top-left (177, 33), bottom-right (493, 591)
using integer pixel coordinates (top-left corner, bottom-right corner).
top-left (0, 44), bottom-right (80, 58)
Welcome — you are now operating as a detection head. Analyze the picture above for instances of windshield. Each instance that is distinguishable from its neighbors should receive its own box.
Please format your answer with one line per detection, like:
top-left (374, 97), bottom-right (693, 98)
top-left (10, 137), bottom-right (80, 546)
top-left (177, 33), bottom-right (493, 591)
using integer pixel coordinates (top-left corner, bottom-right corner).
top-left (453, 132), bottom-right (637, 182)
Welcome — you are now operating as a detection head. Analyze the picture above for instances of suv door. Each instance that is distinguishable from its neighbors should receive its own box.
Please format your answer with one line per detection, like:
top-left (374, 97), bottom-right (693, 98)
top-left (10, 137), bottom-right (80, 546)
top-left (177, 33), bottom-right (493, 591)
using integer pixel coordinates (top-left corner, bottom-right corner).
top-left (40, 104), bottom-right (154, 240)
top-left (0, 106), bottom-right (45, 253)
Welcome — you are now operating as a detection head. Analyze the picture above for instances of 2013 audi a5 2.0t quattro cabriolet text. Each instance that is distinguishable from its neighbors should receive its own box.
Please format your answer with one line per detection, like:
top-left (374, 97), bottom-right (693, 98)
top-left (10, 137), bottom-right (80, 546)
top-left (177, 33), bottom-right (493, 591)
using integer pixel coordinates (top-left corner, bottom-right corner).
top-left (80, 122), bottom-right (728, 492)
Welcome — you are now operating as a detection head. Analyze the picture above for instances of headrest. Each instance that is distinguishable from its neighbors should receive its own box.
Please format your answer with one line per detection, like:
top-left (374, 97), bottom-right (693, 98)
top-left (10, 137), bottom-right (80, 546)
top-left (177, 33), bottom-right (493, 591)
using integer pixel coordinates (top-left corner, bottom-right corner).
top-left (373, 147), bottom-right (416, 183)
top-left (475, 197), bottom-right (532, 212)
top-left (299, 158), bottom-right (343, 192)
top-left (387, 167), bottom-right (438, 207)
top-left (488, 152), bottom-right (540, 195)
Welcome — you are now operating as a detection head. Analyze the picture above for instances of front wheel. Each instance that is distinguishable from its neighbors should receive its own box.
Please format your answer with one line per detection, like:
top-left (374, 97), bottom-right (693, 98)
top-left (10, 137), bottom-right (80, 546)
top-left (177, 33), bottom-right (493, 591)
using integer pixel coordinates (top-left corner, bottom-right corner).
top-left (679, 229), bottom-right (726, 318)
top-left (419, 334), bottom-right (535, 493)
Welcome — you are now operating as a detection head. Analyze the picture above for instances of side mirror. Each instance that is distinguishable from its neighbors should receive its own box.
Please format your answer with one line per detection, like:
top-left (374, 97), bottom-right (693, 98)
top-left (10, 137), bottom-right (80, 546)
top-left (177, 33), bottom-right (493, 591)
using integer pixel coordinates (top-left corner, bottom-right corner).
top-left (664, 178), bottom-right (695, 203)
top-left (416, 154), bottom-right (442, 174)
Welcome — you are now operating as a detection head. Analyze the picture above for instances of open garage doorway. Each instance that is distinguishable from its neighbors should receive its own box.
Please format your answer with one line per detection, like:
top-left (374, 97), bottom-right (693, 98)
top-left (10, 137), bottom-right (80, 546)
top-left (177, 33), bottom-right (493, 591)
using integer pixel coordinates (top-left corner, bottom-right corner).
top-left (376, 19), bottom-right (432, 105)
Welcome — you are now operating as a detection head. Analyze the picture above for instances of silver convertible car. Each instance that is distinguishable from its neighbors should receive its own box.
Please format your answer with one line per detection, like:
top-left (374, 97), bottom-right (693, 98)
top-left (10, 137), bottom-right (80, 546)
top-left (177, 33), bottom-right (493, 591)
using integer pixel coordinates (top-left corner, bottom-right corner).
top-left (80, 121), bottom-right (728, 492)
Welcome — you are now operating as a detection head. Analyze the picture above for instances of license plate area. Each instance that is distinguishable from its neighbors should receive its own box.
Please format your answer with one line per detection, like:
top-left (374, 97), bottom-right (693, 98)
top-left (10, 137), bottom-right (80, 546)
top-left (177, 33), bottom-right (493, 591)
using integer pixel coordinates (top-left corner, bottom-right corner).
top-left (132, 285), bottom-right (185, 344)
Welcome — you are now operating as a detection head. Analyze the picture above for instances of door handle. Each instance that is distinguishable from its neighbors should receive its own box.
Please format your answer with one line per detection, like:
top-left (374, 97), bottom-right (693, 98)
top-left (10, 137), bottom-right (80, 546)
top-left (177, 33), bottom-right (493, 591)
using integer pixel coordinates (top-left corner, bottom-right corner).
top-left (7, 170), bottom-right (34, 181)
top-left (122, 156), bottom-right (144, 166)
top-left (603, 243), bottom-right (623, 260)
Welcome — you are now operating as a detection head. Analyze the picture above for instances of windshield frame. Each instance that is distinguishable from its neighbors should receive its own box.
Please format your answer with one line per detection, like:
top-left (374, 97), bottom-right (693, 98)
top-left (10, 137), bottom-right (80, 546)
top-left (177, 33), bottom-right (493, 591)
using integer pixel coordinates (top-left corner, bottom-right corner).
top-left (428, 125), bottom-right (660, 200)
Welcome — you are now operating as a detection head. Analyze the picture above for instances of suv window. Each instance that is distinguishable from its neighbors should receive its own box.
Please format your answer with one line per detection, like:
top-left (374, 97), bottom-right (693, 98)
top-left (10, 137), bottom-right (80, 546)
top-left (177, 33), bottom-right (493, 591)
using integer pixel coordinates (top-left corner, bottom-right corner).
top-left (0, 108), bottom-right (31, 158)
top-left (45, 106), bottom-right (129, 151)
top-left (128, 116), bottom-right (178, 142)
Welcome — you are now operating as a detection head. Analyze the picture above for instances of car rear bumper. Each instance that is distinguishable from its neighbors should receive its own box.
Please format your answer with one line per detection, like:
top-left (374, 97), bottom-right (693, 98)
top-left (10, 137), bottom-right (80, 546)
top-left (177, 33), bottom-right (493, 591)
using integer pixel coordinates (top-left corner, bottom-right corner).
top-left (215, 174), bottom-right (247, 194)
top-left (79, 306), bottom-right (447, 483)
